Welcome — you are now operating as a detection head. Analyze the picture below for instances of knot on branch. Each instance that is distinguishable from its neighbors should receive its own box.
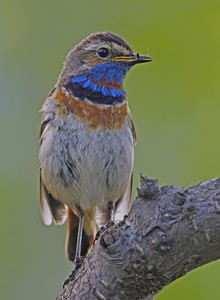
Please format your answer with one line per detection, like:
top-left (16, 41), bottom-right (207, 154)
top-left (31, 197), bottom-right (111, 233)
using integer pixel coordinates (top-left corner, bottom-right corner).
top-left (137, 175), bottom-right (160, 200)
top-left (99, 226), bottom-right (122, 252)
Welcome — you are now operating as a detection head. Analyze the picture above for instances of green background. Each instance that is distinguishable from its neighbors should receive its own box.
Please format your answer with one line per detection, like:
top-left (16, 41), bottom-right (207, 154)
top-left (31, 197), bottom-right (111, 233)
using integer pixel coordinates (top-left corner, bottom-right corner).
top-left (1, 0), bottom-right (220, 299)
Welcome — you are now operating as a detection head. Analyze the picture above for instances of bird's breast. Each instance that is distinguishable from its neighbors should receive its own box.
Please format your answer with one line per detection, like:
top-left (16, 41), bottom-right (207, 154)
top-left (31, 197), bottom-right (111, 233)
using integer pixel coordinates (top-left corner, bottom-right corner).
top-left (55, 87), bottom-right (128, 131)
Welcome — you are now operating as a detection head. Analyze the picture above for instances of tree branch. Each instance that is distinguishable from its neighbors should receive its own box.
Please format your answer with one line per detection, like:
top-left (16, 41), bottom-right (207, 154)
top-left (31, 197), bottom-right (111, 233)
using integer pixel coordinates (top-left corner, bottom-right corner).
top-left (57, 176), bottom-right (220, 300)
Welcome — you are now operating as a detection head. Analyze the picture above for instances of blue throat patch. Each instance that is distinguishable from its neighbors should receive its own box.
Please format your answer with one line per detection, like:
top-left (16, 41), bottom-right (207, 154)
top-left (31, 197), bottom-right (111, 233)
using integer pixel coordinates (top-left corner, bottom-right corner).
top-left (71, 62), bottom-right (131, 98)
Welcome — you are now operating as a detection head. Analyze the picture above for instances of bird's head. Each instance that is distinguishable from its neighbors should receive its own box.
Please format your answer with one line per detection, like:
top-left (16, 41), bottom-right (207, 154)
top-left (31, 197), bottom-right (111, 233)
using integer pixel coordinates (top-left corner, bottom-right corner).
top-left (60, 32), bottom-right (152, 105)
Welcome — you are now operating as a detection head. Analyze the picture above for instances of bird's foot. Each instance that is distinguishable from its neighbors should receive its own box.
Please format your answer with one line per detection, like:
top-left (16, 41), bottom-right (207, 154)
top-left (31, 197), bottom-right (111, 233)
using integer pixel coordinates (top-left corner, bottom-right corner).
top-left (94, 221), bottom-right (115, 242)
top-left (63, 256), bottom-right (85, 287)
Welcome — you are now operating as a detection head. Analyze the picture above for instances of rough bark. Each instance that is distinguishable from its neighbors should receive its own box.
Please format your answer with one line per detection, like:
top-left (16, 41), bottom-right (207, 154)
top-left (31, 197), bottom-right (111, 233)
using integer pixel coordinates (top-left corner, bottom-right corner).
top-left (57, 176), bottom-right (220, 300)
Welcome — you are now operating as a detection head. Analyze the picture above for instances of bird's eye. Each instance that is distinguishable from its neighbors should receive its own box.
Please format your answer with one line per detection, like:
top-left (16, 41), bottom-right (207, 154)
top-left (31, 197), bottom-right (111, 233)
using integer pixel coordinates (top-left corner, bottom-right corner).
top-left (97, 47), bottom-right (109, 58)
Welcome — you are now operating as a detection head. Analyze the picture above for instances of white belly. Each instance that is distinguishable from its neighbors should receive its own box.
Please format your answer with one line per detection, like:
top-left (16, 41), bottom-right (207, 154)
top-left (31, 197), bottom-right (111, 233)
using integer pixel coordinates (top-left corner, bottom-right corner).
top-left (39, 115), bottom-right (134, 212)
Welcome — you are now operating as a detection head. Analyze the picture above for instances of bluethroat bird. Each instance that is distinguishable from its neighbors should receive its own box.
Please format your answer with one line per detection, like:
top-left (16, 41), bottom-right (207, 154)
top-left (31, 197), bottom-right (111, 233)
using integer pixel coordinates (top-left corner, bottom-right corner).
top-left (39, 32), bottom-right (152, 267)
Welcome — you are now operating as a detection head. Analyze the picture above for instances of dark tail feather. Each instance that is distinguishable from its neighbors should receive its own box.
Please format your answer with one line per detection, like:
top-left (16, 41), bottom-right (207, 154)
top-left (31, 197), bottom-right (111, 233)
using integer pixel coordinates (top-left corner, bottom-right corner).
top-left (66, 208), bottom-right (96, 262)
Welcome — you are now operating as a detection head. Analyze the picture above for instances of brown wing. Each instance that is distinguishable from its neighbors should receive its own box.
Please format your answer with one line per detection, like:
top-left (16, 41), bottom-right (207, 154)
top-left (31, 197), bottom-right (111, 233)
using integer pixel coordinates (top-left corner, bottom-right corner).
top-left (40, 172), bottom-right (67, 225)
top-left (127, 112), bottom-right (137, 145)
top-left (114, 172), bottom-right (133, 223)
top-left (39, 173), bottom-right (53, 225)
top-left (114, 113), bottom-right (136, 220)
top-left (39, 117), bottom-right (67, 225)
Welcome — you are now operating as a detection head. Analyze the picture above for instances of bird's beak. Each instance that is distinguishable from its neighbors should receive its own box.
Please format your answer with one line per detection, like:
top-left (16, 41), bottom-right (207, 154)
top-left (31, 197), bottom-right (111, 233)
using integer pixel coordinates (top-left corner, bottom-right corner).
top-left (112, 53), bottom-right (152, 64)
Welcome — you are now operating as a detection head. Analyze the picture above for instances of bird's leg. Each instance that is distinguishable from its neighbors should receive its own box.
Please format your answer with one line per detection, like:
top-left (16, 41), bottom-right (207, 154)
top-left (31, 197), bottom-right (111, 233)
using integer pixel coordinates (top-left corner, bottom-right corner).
top-left (107, 201), bottom-right (115, 223)
top-left (74, 207), bottom-right (85, 268)
top-left (63, 206), bottom-right (85, 287)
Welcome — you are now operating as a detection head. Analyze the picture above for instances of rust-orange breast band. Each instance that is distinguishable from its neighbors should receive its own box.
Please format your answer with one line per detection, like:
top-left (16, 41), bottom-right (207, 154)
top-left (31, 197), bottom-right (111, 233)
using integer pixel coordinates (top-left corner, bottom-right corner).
top-left (55, 87), bottom-right (128, 131)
